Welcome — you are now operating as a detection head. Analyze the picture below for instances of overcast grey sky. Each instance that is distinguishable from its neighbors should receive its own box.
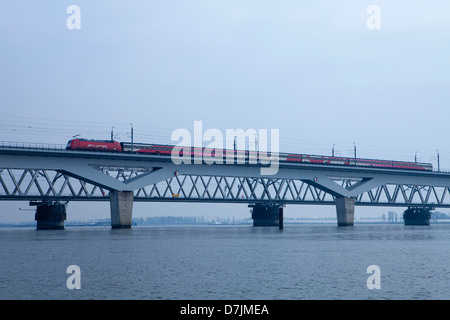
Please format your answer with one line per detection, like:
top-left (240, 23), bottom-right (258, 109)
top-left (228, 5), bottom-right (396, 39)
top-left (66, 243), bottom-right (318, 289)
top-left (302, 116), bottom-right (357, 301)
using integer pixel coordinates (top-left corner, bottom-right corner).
top-left (1, 1), bottom-right (450, 222)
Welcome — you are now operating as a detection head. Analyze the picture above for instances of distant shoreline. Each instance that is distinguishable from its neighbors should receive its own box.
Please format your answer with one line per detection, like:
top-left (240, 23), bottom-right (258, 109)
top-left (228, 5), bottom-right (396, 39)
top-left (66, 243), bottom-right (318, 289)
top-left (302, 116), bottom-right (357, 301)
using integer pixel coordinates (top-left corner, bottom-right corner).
top-left (1, 220), bottom-right (450, 228)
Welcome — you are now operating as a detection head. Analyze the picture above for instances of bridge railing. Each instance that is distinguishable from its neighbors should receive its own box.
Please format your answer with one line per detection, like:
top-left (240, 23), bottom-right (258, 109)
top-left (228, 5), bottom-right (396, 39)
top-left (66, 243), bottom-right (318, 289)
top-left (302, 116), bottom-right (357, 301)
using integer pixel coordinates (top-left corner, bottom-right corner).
top-left (0, 141), bottom-right (66, 150)
top-left (433, 169), bottom-right (450, 173)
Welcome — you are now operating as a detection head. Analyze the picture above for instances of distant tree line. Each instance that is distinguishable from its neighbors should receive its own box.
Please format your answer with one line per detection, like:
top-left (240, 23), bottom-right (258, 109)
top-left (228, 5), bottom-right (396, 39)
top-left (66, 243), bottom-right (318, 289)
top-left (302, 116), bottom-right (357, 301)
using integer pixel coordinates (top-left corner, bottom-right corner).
top-left (133, 216), bottom-right (208, 225)
top-left (431, 211), bottom-right (450, 220)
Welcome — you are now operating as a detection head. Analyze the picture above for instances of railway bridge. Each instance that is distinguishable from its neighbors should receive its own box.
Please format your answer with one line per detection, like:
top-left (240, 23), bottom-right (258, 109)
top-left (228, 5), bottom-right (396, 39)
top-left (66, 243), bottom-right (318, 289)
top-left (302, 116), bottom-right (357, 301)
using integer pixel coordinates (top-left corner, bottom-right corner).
top-left (1, 143), bottom-right (449, 229)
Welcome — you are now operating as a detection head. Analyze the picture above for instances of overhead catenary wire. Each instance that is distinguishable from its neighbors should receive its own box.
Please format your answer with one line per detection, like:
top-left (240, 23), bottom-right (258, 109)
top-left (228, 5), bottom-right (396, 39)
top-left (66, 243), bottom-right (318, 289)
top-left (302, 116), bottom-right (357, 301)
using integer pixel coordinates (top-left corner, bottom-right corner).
top-left (0, 114), bottom-right (445, 167)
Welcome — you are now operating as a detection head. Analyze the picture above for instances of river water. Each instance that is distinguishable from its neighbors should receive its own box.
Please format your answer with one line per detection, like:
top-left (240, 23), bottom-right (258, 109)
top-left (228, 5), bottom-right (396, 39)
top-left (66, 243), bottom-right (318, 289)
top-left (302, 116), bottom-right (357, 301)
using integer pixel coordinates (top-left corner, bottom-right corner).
top-left (0, 223), bottom-right (449, 300)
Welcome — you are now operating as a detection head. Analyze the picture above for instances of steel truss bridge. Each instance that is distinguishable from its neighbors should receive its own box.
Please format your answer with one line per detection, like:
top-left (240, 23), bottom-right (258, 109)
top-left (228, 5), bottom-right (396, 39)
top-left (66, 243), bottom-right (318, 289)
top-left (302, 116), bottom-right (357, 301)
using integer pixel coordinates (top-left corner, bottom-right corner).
top-left (1, 144), bottom-right (450, 228)
top-left (3, 167), bottom-right (450, 208)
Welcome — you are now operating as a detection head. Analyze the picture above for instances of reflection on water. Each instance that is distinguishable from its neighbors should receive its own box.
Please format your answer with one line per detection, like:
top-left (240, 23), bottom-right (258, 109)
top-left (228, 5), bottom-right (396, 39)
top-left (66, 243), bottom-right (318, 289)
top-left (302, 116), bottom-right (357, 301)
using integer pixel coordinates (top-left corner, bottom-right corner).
top-left (0, 224), bottom-right (449, 299)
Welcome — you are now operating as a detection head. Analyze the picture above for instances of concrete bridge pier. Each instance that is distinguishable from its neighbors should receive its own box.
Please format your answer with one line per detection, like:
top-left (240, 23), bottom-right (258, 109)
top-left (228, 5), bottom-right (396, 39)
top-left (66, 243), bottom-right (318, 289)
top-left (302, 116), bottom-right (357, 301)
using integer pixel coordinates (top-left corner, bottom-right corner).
top-left (33, 202), bottom-right (67, 230)
top-left (109, 191), bottom-right (134, 229)
top-left (335, 197), bottom-right (355, 226)
top-left (403, 207), bottom-right (430, 226)
top-left (250, 204), bottom-right (283, 229)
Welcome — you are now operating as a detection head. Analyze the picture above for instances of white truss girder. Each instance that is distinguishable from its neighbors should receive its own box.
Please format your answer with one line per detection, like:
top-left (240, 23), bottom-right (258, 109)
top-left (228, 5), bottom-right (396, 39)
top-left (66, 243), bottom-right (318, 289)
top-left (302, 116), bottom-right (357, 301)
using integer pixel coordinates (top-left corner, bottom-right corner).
top-left (1, 168), bottom-right (450, 207)
top-left (2, 147), bottom-right (450, 207)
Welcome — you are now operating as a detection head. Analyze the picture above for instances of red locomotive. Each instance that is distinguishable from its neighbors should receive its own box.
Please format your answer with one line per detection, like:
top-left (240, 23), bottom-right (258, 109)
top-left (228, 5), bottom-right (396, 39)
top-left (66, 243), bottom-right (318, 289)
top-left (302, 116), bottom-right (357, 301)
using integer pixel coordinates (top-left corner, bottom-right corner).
top-left (66, 139), bottom-right (122, 152)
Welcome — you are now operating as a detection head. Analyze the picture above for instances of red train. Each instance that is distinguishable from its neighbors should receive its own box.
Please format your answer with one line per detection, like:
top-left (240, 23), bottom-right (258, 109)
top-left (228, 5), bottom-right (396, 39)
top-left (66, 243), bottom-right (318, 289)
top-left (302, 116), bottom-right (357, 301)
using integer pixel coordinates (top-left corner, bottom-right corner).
top-left (66, 138), bottom-right (433, 171)
top-left (66, 139), bottom-right (122, 152)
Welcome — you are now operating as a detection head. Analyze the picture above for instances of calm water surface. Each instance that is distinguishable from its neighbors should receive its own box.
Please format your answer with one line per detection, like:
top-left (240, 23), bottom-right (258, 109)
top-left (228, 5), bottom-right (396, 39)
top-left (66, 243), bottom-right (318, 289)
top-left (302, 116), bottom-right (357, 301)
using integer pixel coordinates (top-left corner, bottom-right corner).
top-left (0, 224), bottom-right (449, 300)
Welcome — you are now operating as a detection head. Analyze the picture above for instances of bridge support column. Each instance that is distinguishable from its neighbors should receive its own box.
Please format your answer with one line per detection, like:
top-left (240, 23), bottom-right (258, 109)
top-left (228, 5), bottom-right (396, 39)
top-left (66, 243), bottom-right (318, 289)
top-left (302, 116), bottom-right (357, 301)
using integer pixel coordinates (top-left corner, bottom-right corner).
top-left (250, 204), bottom-right (283, 228)
top-left (110, 191), bottom-right (134, 229)
top-left (34, 202), bottom-right (67, 230)
top-left (335, 197), bottom-right (355, 226)
top-left (403, 208), bottom-right (430, 226)
top-left (279, 207), bottom-right (284, 230)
